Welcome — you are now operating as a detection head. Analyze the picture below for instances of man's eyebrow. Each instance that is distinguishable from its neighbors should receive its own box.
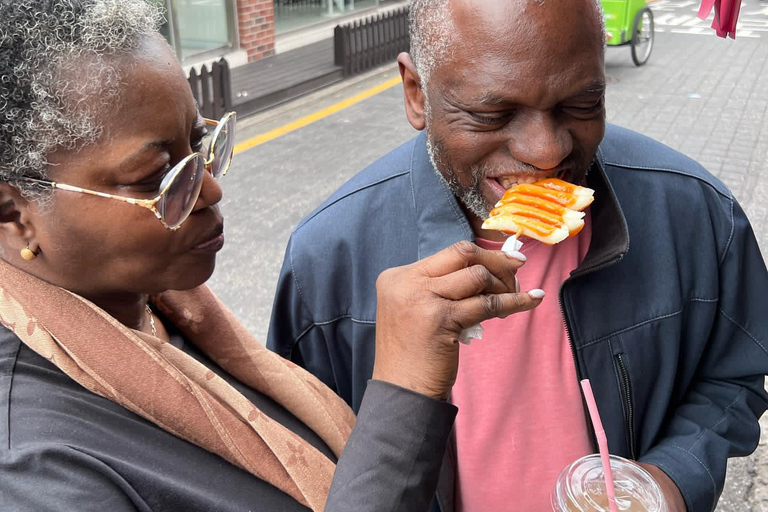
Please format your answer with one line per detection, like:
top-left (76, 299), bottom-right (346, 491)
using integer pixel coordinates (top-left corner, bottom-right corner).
top-left (472, 81), bottom-right (607, 106)
top-left (443, 90), bottom-right (509, 108)
top-left (478, 93), bottom-right (509, 106)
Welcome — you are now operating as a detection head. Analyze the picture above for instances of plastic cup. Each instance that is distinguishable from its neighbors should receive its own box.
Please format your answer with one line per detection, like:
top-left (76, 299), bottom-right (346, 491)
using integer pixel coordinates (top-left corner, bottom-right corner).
top-left (551, 454), bottom-right (669, 512)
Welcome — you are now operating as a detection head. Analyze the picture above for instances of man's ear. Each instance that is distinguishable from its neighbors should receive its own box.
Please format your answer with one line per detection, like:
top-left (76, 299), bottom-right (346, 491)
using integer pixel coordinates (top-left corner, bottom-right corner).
top-left (0, 183), bottom-right (36, 251)
top-left (398, 52), bottom-right (427, 131)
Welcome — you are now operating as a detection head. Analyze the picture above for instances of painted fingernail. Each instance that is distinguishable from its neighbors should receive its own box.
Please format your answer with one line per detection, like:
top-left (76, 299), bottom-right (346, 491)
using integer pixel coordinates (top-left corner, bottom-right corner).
top-left (528, 289), bottom-right (546, 299)
top-left (505, 251), bottom-right (527, 262)
top-left (515, 277), bottom-right (521, 293)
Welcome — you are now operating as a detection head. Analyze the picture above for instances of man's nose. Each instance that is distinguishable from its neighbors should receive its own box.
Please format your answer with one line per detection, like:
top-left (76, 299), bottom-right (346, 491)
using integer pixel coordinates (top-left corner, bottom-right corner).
top-left (508, 111), bottom-right (573, 170)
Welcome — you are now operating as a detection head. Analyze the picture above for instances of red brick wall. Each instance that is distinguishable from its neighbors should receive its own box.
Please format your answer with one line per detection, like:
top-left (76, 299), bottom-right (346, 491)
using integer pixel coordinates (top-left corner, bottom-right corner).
top-left (236, 0), bottom-right (276, 62)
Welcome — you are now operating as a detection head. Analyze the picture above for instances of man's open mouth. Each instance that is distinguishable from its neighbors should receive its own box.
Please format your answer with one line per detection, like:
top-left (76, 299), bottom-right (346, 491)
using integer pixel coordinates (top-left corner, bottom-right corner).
top-left (492, 169), bottom-right (568, 191)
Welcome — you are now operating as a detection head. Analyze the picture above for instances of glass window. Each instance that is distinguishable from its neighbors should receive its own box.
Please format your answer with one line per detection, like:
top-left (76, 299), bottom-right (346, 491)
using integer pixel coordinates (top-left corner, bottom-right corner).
top-left (274, 0), bottom-right (381, 34)
top-left (152, 0), bottom-right (235, 63)
top-left (175, 0), bottom-right (234, 60)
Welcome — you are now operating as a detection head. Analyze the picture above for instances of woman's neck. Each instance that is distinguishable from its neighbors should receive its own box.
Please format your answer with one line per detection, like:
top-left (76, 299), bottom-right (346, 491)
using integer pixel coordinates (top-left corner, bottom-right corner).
top-left (85, 293), bottom-right (151, 333)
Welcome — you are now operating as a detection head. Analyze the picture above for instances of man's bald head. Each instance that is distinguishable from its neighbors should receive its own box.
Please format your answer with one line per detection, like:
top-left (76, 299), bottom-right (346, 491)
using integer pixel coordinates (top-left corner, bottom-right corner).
top-left (408, 0), bottom-right (606, 88)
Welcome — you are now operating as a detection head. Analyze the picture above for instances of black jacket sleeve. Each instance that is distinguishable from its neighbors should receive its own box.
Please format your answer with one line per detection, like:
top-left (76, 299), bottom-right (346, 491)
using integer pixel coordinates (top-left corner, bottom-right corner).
top-left (325, 380), bottom-right (457, 512)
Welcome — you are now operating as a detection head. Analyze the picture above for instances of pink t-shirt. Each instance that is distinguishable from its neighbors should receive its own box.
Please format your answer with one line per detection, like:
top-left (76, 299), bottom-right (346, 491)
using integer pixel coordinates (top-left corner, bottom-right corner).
top-left (452, 213), bottom-right (593, 512)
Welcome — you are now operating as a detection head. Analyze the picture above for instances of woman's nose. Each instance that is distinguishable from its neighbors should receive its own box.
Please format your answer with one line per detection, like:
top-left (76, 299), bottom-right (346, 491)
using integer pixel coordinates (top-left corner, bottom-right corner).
top-left (193, 167), bottom-right (223, 212)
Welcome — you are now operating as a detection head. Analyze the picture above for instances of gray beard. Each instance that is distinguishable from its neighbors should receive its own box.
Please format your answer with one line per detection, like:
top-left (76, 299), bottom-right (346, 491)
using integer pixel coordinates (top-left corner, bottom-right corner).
top-left (425, 133), bottom-right (491, 220)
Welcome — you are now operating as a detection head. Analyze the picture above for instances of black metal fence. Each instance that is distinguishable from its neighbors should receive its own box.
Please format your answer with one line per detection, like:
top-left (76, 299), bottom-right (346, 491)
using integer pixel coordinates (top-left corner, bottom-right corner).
top-left (187, 58), bottom-right (233, 119)
top-left (334, 6), bottom-right (410, 77)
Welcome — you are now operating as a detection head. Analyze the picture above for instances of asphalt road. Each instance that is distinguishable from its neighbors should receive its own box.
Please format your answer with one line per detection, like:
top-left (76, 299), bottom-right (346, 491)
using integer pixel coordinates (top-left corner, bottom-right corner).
top-left (208, 2), bottom-right (768, 509)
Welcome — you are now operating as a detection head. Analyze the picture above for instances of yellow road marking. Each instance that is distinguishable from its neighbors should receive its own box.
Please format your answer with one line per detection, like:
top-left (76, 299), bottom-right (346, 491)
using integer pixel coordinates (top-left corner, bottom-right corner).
top-left (234, 75), bottom-right (403, 154)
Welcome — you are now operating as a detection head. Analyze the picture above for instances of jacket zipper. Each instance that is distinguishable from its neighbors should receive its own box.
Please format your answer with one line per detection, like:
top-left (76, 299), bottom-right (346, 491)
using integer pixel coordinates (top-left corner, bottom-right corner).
top-left (559, 288), bottom-right (595, 447)
top-left (615, 353), bottom-right (637, 460)
top-left (559, 257), bottom-right (624, 452)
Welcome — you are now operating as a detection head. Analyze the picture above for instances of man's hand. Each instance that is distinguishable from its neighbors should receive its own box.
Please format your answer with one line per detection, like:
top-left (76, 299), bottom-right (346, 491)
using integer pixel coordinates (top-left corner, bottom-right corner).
top-left (372, 241), bottom-right (544, 400)
top-left (638, 462), bottom-right (687, 512)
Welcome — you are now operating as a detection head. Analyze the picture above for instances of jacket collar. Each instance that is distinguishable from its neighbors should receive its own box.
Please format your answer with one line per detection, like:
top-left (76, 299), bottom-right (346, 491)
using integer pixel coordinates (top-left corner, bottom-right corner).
top-left (409, 132), bottom-right (630, 271)
top-left (576, 148), bottom-right (630, 275)
top-left (409, 131), bottom-right (475, 261)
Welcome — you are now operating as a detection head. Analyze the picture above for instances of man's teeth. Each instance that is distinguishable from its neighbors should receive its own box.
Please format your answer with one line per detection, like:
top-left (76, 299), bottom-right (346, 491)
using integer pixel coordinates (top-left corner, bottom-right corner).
top-left (498, 176), bottom-right (540, 189)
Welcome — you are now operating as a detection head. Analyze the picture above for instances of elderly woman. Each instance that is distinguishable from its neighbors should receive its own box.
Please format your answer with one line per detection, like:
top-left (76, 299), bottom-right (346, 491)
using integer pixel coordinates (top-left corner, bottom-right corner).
top-left (0, 2), bottom-right (541, 511)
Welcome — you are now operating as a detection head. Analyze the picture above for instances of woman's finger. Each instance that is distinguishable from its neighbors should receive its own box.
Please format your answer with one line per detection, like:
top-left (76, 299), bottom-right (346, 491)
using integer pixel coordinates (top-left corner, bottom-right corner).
top-left (416, 241), bottom-right (525, 283)
top-left (447, 290), bottom-right (545, 330)
top-left (430, 264), bottom-right (511, 299)
top-left (472, 247), bottom-right (525, 294)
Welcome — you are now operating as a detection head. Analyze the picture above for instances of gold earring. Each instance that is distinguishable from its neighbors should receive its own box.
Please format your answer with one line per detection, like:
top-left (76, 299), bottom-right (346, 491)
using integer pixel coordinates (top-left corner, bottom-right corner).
top-left (20, 245), bottom-right (38, 261)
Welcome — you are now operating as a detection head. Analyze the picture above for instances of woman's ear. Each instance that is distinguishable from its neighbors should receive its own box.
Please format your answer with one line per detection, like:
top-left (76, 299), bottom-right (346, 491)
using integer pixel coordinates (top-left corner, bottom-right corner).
top-left (398, 52), bottom-right (427, 132)
top-left (0, 183), bottom-right (37, 255)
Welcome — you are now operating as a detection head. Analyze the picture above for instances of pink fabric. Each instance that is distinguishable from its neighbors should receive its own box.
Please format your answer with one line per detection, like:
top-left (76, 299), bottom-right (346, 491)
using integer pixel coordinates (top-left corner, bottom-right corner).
top-left (452, 212), bottom-right (593, 512)
top-left (698, 0), bottom-right (742, 38)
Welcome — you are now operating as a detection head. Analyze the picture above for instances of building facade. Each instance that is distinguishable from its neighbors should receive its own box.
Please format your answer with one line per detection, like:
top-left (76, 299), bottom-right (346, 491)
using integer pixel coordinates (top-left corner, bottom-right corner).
top-left (153, 0), bottom-right (399, 66)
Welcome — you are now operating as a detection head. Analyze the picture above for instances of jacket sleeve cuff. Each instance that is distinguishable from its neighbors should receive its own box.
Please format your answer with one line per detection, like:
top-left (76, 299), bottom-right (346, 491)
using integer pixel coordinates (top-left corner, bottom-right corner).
top-left (360, 379), bottom-right (458, 437)
top-left (640, 443), bottom-right (719, 512)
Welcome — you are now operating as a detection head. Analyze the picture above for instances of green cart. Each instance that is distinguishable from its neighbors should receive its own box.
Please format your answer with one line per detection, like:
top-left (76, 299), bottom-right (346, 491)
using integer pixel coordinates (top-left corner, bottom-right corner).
top-left (602, 0), bottom-right (655, 66)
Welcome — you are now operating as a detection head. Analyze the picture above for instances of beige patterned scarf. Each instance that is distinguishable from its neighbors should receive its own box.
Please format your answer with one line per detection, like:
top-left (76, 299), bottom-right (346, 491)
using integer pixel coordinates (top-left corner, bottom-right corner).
top-left (0, 260), bottom-right (355, 511)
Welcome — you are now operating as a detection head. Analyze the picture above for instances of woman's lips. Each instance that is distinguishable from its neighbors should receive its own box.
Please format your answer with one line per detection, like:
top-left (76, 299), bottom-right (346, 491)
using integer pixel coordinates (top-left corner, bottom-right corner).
top-left (193, 231), bottom-right (225, 252)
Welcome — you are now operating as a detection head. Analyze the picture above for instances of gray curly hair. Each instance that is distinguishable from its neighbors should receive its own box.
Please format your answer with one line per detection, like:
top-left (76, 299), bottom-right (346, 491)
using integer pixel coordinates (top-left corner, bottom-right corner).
top-left (408, 0), bottom-right (606, 88)
top-left (0, 0), bottom-right (163, 195)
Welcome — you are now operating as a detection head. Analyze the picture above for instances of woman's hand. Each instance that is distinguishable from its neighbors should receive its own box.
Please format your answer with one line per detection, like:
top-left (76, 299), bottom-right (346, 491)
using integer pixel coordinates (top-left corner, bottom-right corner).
top-left (372, 241), bottom-right (544, 400)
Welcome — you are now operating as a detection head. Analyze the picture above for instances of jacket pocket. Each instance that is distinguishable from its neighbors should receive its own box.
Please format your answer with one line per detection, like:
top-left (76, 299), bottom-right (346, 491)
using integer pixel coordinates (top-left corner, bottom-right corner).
top-left (614, 352), bottom-right (636, 460)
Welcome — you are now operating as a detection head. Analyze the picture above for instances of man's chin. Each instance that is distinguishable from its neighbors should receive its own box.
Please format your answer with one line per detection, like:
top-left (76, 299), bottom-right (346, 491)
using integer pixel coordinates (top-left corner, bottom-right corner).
top-left (458, 191), bottom-right (493, 222)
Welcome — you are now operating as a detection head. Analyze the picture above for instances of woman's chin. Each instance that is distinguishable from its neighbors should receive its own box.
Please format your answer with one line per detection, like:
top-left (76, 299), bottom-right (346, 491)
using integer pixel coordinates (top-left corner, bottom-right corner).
top-left (165, 259), bottom-right (218, 292)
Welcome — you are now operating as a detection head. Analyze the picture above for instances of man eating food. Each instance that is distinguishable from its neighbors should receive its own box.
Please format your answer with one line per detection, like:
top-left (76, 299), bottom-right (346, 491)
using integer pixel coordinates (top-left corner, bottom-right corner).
top-left (267, 1), bottom-right (768, 510)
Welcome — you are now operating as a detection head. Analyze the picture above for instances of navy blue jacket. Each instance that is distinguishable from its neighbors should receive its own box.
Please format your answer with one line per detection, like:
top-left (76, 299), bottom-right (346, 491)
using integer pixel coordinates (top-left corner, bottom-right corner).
top-left (268, 125), bottom-right (768, 512)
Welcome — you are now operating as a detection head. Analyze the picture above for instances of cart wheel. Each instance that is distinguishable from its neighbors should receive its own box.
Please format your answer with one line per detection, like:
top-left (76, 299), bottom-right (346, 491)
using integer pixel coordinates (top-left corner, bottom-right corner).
top-left (631, 7), bottom-right (654, 66)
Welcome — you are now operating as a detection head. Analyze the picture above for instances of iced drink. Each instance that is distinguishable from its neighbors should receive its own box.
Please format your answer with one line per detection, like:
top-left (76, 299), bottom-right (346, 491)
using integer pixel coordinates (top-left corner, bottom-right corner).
top-left (551, 454), bottom-right (668, 512)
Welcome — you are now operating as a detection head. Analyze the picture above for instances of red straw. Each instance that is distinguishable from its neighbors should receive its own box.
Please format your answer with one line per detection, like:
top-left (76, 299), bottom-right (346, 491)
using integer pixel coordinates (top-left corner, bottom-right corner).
top-left (581, 379), bottom-right (619, 512)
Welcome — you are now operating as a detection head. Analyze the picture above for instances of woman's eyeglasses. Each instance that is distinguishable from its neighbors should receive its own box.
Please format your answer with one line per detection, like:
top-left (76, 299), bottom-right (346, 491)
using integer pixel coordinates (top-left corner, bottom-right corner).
top-left (18, 111), bottom-right (237, 231)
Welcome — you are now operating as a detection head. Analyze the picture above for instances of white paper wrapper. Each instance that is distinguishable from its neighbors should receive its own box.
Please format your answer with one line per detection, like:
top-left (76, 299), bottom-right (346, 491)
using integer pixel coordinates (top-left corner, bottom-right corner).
top-left (458, 235), bottom-right (524, 345)
top-left (458, 324), bottom-right (484, 345)
top-left (502, 235), bottom-right (524, 253)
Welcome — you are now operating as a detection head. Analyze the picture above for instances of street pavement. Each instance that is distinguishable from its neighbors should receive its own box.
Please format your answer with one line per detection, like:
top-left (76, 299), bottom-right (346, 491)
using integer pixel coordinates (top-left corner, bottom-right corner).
top-left (209, 1), bottom-right (768, 509)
